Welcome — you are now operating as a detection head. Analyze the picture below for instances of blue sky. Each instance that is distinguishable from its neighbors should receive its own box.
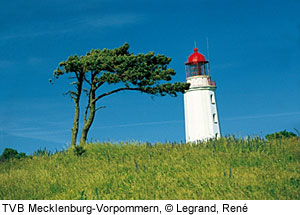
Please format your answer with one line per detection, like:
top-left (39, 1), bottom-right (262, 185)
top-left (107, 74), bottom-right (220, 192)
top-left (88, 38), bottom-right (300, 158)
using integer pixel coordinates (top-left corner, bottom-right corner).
top-left (1, 0), bottom-right (300, 154)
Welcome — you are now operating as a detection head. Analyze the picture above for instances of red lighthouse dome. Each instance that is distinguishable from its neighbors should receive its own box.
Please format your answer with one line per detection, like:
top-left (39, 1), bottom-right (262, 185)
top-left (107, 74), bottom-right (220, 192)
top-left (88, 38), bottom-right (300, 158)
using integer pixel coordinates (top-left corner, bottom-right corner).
top-left (185, 46), bottom-right (210, 78)
top-left (186, 47), bottom-right (208, 65)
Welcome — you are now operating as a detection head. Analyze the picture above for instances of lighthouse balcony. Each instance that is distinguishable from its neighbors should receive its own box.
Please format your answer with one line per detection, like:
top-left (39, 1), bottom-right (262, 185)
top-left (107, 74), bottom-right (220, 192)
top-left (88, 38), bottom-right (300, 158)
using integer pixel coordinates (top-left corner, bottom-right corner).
top-left (208, 80), bottom-right (216, 87)
top-left (187, 76), bottom-right (216, 88)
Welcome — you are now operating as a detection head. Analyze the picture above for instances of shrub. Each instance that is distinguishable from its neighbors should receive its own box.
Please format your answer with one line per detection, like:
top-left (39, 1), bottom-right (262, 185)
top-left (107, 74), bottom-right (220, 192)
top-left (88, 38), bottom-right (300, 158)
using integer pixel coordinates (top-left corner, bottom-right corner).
top-left (265, 130), bottom-right (297, 141)
top-left (74, 145), bottom-right (86, 156)
top-left (0, 148), bottom-right (26, 161)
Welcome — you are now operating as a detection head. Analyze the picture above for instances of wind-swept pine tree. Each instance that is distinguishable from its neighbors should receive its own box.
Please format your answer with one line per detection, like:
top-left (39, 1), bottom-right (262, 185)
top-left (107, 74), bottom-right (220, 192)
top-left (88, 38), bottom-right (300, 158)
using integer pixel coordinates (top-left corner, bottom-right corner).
top-left (52, 43), bottom-right (190, 147)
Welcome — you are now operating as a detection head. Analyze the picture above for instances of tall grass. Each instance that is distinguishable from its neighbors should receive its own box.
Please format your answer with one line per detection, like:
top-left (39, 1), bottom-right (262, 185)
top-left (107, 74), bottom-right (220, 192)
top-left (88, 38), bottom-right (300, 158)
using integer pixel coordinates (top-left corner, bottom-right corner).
top-left (0, 137), bottom-right (299, 199)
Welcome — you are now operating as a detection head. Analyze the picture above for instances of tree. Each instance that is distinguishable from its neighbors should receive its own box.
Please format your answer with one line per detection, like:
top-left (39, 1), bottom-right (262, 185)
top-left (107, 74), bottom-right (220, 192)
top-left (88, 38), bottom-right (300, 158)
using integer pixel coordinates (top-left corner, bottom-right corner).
top-left (265, 129), bottom-right (297, 141)
top-left (0, 148), bottom-right (26, 161)
top-left (52, 43), bottom-right (190, 148)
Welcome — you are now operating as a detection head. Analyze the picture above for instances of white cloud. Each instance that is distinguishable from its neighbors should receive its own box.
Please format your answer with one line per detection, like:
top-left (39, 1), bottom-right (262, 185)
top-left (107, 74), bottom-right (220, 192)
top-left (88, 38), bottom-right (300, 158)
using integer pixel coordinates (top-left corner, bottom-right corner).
top-left (223, 111), bottom-right (300, 121)
top-left (0, 13), bottom-right (143, 41)
top-left (0, 60), bottom-right (13, 68)
top-left (85, 14), bottom-right (143, 27)
top-left (27, 57), bottom-right (45, 66)
top-left (3, 126), bottom-right (69, 144)
top-left (92, 120), bottom-right (183, 130)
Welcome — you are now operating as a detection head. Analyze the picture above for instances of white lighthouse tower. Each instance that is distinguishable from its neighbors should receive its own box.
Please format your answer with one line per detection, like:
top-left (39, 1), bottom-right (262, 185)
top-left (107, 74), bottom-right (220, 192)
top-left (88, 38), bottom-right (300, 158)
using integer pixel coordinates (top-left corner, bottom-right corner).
top-left (184, 46), bottom-right (221, 142)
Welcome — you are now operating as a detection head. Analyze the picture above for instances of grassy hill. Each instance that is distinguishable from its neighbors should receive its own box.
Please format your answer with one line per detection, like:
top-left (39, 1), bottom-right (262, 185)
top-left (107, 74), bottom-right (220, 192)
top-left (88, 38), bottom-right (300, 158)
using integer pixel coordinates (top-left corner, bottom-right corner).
top-left (0, 137), bottom-right (299, 199)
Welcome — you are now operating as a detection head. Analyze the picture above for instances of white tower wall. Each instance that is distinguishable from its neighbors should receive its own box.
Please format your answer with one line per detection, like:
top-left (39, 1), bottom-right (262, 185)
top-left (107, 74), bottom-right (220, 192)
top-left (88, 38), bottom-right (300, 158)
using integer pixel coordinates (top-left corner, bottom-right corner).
top-left (184, 75), bottom-right (220, 142)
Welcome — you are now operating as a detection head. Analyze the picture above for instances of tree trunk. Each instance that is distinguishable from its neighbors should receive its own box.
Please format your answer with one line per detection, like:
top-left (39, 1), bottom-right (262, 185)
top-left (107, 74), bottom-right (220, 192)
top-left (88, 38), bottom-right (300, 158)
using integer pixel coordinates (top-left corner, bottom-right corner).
top-left (80, 87), bottom-right (96, 145)
top-left (71, 102), bottom-right (80, 148)
top-left (70, 73), bottom-right (84, 148)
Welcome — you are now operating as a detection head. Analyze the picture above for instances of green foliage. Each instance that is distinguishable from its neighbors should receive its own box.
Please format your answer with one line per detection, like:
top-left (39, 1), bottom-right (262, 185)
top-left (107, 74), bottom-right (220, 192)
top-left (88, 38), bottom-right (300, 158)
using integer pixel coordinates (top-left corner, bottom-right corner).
top-left (53, 43), bottom-right (190, 95)
top-left (0, 137), bottom-right (299, 200)
top-left (1, 148), bottom-right (18, 160)
top-left (0, 148), bottom-right (26, 161)
top-left (265, 129), bottom-right (297, 141)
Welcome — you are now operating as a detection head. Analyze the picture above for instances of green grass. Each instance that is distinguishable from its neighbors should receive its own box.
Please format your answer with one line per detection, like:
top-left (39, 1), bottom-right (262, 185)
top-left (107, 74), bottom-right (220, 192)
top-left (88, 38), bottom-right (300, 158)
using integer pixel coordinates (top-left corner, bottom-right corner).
top-left (0, 137), bottom-right (299, 199)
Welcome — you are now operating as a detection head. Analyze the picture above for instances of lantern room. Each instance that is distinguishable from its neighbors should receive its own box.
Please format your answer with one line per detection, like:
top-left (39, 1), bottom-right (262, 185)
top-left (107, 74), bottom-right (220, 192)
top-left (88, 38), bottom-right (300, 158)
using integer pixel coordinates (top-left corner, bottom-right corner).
top-left (185, 47), bottom-right (209, 78)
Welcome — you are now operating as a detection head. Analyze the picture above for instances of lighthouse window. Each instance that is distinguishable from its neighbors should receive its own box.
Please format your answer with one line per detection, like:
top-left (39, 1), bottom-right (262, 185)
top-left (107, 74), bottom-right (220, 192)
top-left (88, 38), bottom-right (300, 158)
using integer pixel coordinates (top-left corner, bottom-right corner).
top-left (213, 113), bottom-right (218, 123)
top-left (210, 94), bottom-right (215, 104)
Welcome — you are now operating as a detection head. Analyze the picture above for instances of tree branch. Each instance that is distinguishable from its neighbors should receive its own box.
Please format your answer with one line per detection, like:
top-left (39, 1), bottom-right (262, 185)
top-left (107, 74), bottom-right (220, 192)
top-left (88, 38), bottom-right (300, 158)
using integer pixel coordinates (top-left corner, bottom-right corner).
top-left (74, 71), bottom-right (79, 80)
top-left (96, 106), bottom-right (106, 112)
top-left (67, 76), bottom-right (77, 80)
top-left (95, 87), bottom-right (141, 102)
top-left (96, 81), bottom-right (105, 89)
top-left (84, 75), bottom-right (92, 86)
top-left (84, 90), bottom-right (91, 123)
top-left (63, 90), bottom-right (78, 97)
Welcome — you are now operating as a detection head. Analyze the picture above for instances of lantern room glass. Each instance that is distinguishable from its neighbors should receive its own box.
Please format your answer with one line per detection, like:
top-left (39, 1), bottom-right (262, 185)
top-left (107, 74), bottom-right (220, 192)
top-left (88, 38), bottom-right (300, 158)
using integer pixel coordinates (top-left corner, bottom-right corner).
top-left (185, 62), bottom-right (208, 78)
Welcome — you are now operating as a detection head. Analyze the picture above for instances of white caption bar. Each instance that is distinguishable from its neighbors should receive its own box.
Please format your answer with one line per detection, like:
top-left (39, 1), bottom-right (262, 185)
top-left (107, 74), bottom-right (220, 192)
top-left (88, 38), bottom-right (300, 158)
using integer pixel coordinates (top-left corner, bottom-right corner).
top-left (0, 200), bottom-right (299, 215)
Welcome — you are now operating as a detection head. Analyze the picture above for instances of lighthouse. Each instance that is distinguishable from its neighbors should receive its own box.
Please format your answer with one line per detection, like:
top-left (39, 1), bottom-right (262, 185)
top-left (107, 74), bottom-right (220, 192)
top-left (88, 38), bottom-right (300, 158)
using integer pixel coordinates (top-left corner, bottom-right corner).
top-left (184, 46), bottom-right (221, 142)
